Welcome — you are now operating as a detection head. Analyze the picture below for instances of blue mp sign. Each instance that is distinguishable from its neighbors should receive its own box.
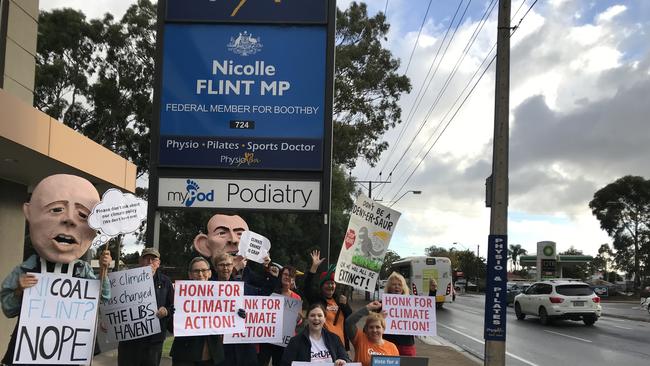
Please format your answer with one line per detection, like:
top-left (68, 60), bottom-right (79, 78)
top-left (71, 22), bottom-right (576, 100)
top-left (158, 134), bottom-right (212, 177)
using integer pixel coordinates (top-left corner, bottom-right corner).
top-left (484, 234), bottom-right (507, 341)
top-left (166, 0), bottom-right (328, 24)
top-left (159, 23), bottom-right (326, 170)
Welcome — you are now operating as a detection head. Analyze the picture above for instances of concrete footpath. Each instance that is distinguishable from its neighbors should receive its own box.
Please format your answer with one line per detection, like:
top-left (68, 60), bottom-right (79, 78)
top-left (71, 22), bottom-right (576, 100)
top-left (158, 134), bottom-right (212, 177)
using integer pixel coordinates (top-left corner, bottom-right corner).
top-left (601, 299), bottom-right (650, 322)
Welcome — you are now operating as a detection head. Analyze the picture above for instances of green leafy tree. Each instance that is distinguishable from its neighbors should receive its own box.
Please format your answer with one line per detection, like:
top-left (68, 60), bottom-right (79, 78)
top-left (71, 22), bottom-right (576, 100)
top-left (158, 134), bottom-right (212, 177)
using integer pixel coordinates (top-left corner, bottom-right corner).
top-left (589, 243), bottom-right (613, 279)
top-left (589, 175), bottom-right (650, 288)
top-left (334, 2), bottom-right (411, 168)
top-left (380, 250), bottom-right (401, 279)
top-left (508, 244), bottom-right (527, 271)
top-left (35, 2), bottom-right (408, 271)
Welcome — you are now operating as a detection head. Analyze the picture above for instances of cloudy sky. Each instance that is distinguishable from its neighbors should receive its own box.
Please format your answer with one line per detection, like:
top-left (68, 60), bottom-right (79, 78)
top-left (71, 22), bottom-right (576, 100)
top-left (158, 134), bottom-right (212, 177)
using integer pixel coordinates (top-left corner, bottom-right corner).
top-left (40, 1), bottom-right (650, 260)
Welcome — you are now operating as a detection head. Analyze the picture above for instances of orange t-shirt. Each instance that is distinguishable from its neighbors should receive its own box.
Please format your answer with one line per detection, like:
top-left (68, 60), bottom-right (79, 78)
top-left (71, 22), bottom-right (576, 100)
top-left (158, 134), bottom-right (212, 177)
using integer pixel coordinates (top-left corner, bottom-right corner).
top-left (352, 330), bottom-right (399, 366)
top-left (324, 298), bottom-right (345, 344)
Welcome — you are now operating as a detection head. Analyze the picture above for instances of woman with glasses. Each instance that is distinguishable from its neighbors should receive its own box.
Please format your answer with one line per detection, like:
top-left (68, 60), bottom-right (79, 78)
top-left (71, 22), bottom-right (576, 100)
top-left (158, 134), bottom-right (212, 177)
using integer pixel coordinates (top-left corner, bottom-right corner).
top-left (170, 257), bottom-right (223, 366)
top-left (259, 266), bottom-right (302, 366)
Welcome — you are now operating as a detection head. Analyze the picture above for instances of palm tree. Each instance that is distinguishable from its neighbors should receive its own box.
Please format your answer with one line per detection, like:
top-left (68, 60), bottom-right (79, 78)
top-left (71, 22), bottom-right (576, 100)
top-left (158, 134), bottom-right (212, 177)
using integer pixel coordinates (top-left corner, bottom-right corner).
top-left (509, 244), bottom-right (527, 271)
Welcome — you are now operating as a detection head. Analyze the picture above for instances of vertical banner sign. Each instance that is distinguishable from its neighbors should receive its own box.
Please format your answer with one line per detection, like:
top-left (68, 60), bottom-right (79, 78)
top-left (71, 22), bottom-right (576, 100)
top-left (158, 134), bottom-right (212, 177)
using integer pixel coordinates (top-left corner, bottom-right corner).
top-left (381, 294), bottom-right (436, 337)
top-left (13, 273), bottom-right (100, 365)
top-left (99, 267), bottom-right (161, 342)
top-left (484, 235), bottom-right (507, 341)
top-left (224, 296), bottom-right (284, 344)
top-left (336, 194), bottom-right (401, 292)
top-left (271, 294), bottom-right (302, 348)
top-left (174, 281), bottom-right (245, 337)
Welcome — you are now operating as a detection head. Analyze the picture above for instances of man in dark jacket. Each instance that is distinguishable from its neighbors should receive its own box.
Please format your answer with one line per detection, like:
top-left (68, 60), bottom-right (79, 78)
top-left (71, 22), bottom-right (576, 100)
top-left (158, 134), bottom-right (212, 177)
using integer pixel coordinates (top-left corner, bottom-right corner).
top-left (118, 247), bottom-right (174, 366)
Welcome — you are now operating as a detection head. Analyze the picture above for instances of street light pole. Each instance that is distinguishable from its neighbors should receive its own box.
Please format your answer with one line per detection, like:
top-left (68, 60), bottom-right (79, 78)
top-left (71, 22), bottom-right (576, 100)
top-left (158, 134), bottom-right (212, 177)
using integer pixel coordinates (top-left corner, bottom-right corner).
top-left (389, 190), bottom-right (422, 207)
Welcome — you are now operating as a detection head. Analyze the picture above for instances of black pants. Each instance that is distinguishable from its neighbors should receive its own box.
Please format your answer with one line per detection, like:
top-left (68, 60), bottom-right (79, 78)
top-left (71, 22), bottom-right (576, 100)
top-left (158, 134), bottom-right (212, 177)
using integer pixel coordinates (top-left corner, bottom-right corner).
top-left (118, 340), bottom-right (164, 366)
top-left (257, 343), bottom-right (285, 366)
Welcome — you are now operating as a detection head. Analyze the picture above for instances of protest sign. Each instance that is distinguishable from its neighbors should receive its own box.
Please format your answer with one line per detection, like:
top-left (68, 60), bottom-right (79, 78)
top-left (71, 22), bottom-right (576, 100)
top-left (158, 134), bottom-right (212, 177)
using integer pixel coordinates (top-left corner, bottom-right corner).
top-left (292, 363), bottom-right (362, 366)
top-left (382, 294), bottom-right (437, 337)
top-left (13, 273), bottom-right (100, 365)
top-left (271, 294), bottom-right (302, 347)
top-left (99, 267), bottom-right (160, 342)
top-left (88, 188), bottom-right (148, 248)
top-left (224, 296), bottom-right (284, 344)
top-left (174, 281), bottom-right (245, 337)
top-left (237, 231), bottom-right (271, 263)
top-left (371, 355), bottom-right (428, 366)
top-left (335, 194), bottom-right (401, 291)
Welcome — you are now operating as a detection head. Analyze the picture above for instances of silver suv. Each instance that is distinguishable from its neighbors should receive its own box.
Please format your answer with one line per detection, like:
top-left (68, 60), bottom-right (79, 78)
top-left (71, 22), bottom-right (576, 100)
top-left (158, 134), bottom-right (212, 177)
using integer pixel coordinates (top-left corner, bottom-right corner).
top-left (514, 280), bottom-right (602, 326)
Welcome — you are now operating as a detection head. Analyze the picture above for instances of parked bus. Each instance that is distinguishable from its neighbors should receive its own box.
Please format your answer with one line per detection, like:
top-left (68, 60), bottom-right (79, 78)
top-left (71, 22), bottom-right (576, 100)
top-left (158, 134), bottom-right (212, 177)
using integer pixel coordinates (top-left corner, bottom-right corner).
top-left (389, 256), bottom-right (454, 308)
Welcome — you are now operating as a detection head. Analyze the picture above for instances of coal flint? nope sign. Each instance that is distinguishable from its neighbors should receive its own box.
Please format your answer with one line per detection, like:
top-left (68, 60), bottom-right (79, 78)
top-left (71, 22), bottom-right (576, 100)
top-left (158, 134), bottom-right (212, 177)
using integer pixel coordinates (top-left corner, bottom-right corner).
top-left (14, 273), bottom-right (100, 365)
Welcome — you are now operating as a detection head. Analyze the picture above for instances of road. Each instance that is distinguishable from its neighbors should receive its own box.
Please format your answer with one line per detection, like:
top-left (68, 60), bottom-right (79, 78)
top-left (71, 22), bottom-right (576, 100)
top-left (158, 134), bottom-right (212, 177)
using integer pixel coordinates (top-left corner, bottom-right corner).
top-left (436, 294), bottom-right (650, 366)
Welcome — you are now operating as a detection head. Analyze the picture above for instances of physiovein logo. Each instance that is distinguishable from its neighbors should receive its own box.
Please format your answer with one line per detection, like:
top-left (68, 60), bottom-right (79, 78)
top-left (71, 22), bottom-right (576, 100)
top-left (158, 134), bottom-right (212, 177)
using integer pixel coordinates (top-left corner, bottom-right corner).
top-left (167, 180), bottom-right (215, 207)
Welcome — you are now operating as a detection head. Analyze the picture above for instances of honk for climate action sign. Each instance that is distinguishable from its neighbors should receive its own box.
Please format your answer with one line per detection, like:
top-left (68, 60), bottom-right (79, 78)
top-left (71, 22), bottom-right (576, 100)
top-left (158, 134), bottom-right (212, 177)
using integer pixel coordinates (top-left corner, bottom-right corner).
top-left (335, 194), bottom-right (401, 291)
top-left (382, 294), bottom-right (437, 337)
top-left (174, 281), bottom-right (245, 337)
top-left (224, 296), bottom-right (283, 344)
top-left (14, 273), bottom-right (100, 365)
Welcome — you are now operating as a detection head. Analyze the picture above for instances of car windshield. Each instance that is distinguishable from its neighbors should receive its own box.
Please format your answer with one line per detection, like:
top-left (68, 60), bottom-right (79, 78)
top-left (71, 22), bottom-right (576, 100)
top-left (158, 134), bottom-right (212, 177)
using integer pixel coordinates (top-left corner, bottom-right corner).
top-left (555, 284), bottom-right (593, 296)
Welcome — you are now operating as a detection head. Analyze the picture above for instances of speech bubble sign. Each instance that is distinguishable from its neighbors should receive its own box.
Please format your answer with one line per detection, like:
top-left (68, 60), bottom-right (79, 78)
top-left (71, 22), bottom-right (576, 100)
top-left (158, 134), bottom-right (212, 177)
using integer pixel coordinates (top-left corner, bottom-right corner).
top-left (88, 189), bottom-right (147, 245)
top-left (238, 231), bottom-right (271, 264)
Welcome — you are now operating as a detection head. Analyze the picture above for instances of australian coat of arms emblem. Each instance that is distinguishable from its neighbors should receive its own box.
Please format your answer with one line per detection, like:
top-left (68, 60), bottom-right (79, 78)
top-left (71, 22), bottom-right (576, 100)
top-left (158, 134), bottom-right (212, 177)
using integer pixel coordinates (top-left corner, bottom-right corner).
top-left (227, 31), bottom-right (263, 56)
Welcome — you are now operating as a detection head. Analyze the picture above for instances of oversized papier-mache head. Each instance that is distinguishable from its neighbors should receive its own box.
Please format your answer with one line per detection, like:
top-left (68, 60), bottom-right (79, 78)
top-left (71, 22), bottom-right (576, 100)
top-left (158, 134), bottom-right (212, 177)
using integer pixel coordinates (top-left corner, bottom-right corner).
top-left (193, 214), bottom-right (249, 258)
top-left (23, 174), bottom-right (100, 264)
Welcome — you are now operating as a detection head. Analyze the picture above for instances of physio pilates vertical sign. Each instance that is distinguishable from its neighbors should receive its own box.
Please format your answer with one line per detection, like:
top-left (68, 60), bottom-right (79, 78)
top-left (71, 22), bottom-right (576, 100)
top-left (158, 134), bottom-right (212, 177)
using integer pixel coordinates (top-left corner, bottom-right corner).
top-left (14, 273), bottom-right (100, 365)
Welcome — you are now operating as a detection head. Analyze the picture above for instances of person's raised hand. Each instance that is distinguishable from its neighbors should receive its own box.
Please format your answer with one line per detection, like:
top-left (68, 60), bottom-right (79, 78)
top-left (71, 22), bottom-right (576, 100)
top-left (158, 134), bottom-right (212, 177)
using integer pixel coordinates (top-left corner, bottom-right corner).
top-left (309, 250), bottom-right (325, 273)
top-left (366, 300), bottom-right (382, 312)
top-left (156, 306), bottom-right (168, 318)
top-left (334, 359), bottom-right (347, 366)
top-left (338, 294), bottom-right (347, 305)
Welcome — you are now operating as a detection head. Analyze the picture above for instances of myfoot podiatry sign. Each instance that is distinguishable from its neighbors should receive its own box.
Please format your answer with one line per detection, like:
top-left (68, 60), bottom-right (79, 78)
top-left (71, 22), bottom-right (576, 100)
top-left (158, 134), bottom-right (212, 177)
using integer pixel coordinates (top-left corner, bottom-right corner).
top-left (14, 273), bottom-right (99, 365)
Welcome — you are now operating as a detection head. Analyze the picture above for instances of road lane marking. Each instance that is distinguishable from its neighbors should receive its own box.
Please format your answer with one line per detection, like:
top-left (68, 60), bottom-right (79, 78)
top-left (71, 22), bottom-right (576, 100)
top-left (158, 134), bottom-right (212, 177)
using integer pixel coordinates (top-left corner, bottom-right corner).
top-left (543, 330), bottom-right (592, 343)
top-left (464, 310), bottom-right (481, 315)
top-left (612, 325), bottom-right (633, 330)
top-left (439, 324), bottom-right (539, 366)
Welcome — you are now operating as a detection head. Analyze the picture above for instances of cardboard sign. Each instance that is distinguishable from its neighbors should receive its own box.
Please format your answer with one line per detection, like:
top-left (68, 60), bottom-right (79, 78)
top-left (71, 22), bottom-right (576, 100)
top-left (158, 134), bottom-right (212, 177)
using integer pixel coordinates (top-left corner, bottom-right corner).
top-left (88, 188), bottom-right (148, 248)
top-left (174, 281), bottom-right (245, 337)
top-left (271, 294), bottom-right (302, 347)
top-left (224, 296), bottom-right (284, 344)
top-left (336, 194), bottom-right (401, 291)
top-left (382, 294), bottom-right (437, 337)
top-left (14, 273), bottom-right (100, 365)
top-left (237, 231), bottom-right (271, 263)
top-left (99, 267), bottom-right (161, 342)
top-left (371, 355), bottom-right (428, 366)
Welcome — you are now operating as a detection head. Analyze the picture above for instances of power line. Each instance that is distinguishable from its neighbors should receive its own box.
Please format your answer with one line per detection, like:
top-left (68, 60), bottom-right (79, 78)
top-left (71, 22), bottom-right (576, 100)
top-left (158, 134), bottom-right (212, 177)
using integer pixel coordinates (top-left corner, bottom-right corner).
top-left (403, 0), bottom-right (433, 75)
top-left (370, 0), bottom-right (470, 194)
top-left (387, 0), bottom-right (539, 202)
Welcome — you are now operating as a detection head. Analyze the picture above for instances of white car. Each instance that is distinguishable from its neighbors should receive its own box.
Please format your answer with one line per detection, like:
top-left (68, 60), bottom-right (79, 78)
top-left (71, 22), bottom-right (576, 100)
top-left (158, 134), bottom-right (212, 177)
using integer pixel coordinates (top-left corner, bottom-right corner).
top-left (513, 280), bottom-right (602, 326)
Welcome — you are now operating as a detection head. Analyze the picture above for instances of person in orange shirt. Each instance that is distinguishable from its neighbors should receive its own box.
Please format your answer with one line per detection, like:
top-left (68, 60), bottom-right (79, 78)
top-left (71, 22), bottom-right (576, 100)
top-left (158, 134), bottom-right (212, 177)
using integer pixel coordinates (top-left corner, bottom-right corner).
top-left (344, 301), bottom-right (399, 366)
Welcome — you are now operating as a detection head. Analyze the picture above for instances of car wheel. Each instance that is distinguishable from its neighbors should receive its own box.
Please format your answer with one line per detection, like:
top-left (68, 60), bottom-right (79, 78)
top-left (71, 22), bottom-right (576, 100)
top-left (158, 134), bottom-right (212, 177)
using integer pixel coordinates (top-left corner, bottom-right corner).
top-left (515, 303), bottom-right (525, 320)
top-left (539, 307), bottom-right (550, 325)
top-left (583, 315), bottom-right (597, 326)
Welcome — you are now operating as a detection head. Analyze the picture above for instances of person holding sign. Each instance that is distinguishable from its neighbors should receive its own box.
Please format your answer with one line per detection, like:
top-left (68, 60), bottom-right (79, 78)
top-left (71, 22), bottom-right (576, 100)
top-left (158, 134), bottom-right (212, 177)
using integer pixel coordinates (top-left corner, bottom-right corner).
top-left (382, 272), bottom-right (416, 356)
top-left (212, 253), bottom-right (257, 366)
top-left (280, 303), bottom-right (350, 366)
top-left (302, 250), bottom-right (352, 348)
top-left (344, 301), bottom-right (398, 366)
top-left (0, 174), bottom-right (112, 364)
top-left (258, 265), bottom-right (302, 366)
top-left (170, 257), bottom-right (224, 366)
top-left (118, 248), bottom-right (174, 366)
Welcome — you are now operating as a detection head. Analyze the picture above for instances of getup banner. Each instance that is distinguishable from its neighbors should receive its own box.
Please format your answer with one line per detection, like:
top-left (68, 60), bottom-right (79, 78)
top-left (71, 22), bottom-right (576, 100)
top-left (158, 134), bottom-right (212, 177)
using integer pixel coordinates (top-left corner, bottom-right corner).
top-left (174, 281), bottom-right (245, 337)
top-left (224, 296), bottom-right (284, 344)
top-left (382, 294), bottom-right (437, 337)
top-left (13, 273), bottom-right (100, 365)
top-left (99, 267), bottom-right (161, 343)
top-left (335, 194), bottom-right (401, 291)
